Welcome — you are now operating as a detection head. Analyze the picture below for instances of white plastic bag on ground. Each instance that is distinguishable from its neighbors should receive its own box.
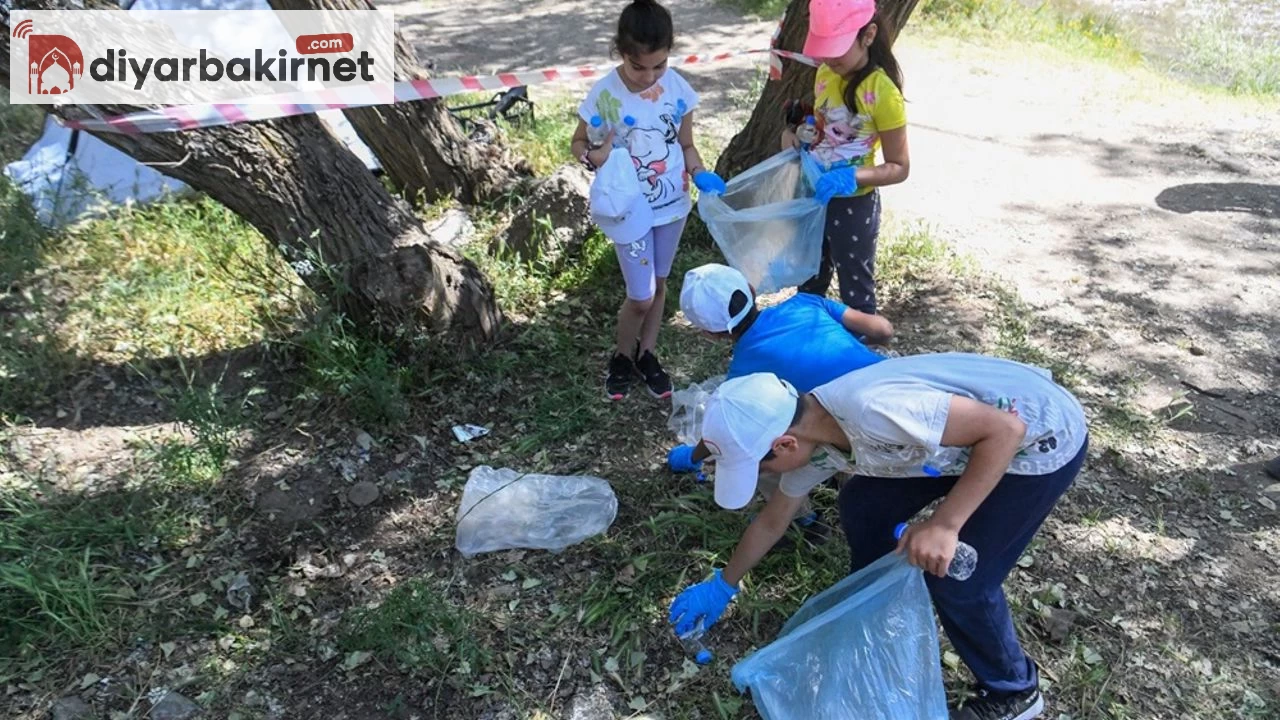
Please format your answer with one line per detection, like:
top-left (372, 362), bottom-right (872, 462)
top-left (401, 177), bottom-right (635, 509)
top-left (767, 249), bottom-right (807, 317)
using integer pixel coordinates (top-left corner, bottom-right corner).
top-left (731, 554), bottom-right (948, 719)
top-left (667, 375), bottom-right (725, 446)
top-left (699, 149), bottom-right (826, 294)
top-left (455, 466), bottom-right (618, 558)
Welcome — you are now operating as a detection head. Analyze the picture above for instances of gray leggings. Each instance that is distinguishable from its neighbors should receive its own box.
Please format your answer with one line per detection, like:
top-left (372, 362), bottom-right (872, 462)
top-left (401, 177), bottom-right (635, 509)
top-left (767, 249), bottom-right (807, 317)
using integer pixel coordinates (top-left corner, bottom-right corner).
top-left (798, 190), bottom-right (881, 314)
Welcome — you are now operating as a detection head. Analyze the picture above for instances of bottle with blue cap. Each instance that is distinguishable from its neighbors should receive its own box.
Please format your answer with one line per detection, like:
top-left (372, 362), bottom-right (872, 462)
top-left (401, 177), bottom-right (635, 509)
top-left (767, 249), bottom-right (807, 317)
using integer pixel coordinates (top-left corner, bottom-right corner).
top-left (673, 98), bottom-right (688, 124)
top-left (586, 115), bottom-right (610, 148)
top-left (894, 521), bottom-right (978, 581)
top-left (678, 619), bottom-right (714, 665)
top-left (795, 114), bottom-right (819, 151)
top-left (613, 115), bottom-right (637, 149)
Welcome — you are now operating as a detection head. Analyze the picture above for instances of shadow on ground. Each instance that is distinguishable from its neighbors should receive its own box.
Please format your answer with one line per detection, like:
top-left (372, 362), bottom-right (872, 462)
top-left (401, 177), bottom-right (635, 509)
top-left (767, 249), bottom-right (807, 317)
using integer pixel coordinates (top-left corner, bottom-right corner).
top-left (1156, 182), bottom-right (1280, 219)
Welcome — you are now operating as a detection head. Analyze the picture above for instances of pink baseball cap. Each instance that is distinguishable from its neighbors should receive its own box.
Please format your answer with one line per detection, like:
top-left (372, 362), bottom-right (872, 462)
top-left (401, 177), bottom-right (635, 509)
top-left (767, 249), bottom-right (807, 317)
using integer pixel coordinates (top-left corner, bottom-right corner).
top-left (804, 0), bottom-right (876, 59)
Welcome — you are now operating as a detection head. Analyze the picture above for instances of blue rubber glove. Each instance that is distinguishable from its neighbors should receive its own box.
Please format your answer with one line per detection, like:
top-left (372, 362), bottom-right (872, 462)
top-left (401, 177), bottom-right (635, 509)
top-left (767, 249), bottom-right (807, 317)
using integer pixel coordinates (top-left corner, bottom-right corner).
top-left (667, 444), bottom-right (703, 473)
top-left (814, 165), bottom-right (858, 204)
top-left (669, 569), bottom-right (739, 635)
top-left (693, 170), bottom-right (727, 195)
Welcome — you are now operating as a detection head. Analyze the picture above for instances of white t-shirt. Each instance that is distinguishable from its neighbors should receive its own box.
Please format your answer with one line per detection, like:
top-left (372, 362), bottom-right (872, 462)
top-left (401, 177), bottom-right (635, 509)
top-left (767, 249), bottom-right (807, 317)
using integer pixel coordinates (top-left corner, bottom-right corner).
top-left (578, 68), bottom-right (699, 226)
top-left (810, 353), bottom-right (1088, 478)
top-left (779, 443), bottom-right (854, 497)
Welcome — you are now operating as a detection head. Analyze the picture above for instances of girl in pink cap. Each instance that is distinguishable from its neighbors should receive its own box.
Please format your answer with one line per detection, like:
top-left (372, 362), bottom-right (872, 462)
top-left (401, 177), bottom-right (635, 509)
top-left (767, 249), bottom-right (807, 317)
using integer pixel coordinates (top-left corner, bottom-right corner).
top-left (786, 0), bottom-right (911, 317)
top-left (570, 0), bottom-right (725, 402)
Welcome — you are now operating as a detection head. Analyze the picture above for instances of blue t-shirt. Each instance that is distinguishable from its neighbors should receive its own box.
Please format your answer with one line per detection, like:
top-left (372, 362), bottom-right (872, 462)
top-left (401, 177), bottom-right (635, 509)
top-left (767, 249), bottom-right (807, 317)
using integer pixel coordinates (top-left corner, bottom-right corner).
top-left (727, 294), bottom-right (885, 392)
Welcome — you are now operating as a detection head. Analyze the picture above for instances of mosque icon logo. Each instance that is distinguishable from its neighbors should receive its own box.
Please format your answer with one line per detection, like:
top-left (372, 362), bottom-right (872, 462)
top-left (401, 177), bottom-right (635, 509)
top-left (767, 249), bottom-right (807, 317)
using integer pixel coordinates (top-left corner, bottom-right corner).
top-left (13, 19), bottom-right (85, 96)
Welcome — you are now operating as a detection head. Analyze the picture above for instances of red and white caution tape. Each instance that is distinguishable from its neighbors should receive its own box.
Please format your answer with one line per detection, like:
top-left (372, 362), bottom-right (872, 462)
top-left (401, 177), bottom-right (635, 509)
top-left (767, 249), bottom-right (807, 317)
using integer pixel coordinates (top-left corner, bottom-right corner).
top-left (768, 12), bottom-right (787, 81)
top-left (62, 46), bottom-right (816, 135)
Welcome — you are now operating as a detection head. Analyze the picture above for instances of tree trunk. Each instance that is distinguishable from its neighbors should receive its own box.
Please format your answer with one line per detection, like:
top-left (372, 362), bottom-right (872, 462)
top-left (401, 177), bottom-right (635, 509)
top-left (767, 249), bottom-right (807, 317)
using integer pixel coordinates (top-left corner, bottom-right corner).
top-left (2, 6), bottom-right (500, 341)
top-left (715, 0), bottom-right (920, 179)
top-left (714, 0), bottom-right (815, 179)
top-left (268, 0), bottom-right (531, 204)
top-left (880, 0), bottom-right (921, 43)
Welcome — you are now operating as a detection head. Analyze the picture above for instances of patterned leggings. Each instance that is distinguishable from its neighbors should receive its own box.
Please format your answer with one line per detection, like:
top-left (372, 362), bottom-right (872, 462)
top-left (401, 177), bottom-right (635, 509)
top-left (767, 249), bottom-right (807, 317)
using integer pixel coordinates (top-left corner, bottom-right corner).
top-left (797, 189), bottom-right (882, 314)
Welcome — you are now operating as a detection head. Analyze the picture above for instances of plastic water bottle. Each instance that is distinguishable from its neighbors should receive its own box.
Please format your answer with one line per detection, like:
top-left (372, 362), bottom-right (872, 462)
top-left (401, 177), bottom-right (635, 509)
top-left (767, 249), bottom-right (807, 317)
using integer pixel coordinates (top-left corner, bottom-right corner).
top-left (894, 522), bottom-right (978, 581)
top-left (796, 115), bottom-right (818, 151)
top-left (678, 620), bottom-right (714, 665)
top-left (586, 115), bottom-right (609, 147)
top-left (614, 115), bottom-right (637, 148)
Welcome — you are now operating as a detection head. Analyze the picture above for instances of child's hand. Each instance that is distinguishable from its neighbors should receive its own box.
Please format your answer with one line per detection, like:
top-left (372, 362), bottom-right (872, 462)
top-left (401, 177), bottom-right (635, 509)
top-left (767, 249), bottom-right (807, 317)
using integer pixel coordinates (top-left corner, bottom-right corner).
top-left (781, 128), bottom-right (800, 151)
top-left (692, 170), bottom-right (726, 195)
top-left (815, 165), bottom-right (858, 203)
top-left (865, 315), bottom-right (894, 344)
top-left (668, 444), bottom-right (703, 473)
top-left (586, 129), bottom-right (615, 168)
top-left (669, 569), bottom-right (738, 635)
top-left (896, 519), bottom-right (959, 578)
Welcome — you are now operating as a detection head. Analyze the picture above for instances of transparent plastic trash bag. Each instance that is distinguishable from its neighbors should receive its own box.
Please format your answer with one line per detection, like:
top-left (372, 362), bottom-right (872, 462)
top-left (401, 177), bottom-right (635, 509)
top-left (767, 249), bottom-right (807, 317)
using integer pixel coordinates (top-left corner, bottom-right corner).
top-left (455, 466), bottom-right (618, 558)
top-left (667, 375), bottom-right (725, 446)
top-left (731, 553), bottom-right (948, 720)
top-left (698, 149), bottom-right (826, 295)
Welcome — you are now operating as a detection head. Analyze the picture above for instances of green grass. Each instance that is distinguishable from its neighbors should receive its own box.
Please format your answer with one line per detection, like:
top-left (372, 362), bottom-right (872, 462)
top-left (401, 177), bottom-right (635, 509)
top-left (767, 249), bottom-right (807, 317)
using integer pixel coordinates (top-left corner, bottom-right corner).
top-left (918, 0), bottom-right (1141, 63)
top-left (505, 96), bottom-right (579, 177)
top-left (150, 378), bottom-right (246, 487)
top-left (1168, 13), bottom-right (1280, 95)
top-left (0, 185), bottom-right (306, 419)
top-left (0, 487), bottom-right (194, 653)
top-left (876, 221), bottom-right (977, 300)
top-left (291, 312), bottom-right (412, 428)
top-left (339, 578), bottom-right (491, 678)
top-left (0, 177), bottom-right (66, 417)
top-left (718, 0), bottom-right (789, 20)
top-left (52, 198), bottom-right (305, 362)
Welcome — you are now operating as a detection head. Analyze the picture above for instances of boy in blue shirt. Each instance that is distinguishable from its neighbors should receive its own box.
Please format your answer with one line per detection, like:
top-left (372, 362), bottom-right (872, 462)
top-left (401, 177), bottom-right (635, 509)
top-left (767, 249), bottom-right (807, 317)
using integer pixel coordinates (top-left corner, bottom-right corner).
top-left (667, 263), bottom-right (893, 538)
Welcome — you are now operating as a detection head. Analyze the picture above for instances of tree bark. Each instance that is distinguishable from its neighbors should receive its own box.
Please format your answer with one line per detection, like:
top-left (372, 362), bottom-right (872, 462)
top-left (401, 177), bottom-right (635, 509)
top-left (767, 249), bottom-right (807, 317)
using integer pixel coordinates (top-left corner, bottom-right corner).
top-left (714, 0), bottom-right (814, 179)
top-left (715, 0), bottom-right (920, 178)
top-left (880, 0), bottom-right (922, 43)
top-left (2, 4), bottom-right (500, 341)
top-left (268, 0), bottom-right (531, 204)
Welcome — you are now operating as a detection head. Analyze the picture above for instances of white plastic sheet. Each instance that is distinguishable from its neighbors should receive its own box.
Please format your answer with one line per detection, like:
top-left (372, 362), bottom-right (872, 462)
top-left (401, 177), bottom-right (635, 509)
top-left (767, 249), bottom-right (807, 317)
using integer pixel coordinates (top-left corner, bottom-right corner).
top-left (455, 467), bottom-right (618, 558)
top-left (667, 375), bottom-right (725, 446)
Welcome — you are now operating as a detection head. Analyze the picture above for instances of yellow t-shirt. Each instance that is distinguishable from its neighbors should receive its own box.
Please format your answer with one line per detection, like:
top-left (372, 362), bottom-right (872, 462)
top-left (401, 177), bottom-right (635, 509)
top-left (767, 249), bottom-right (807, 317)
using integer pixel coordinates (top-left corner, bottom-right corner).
top-left (811, 64), bottom-right (906, 196)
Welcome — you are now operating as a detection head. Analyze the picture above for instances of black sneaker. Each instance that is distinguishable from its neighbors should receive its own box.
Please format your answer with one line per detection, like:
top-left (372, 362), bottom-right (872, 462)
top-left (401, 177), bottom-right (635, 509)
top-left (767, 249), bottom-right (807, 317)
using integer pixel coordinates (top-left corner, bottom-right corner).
top-left (605, 353), bottom-right (636, 401)
top-left (633, 349), bottom-right (673, 399)
top-left (951, 687), bottom-right (1044, 720)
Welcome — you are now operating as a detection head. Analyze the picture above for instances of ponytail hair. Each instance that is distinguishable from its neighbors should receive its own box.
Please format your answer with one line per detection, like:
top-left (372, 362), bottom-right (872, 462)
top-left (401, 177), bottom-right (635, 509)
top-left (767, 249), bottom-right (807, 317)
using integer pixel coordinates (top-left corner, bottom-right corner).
top-left (842, 12), bottom-right (904, 115)
top-left (613, 0), bottom-right (675, 57)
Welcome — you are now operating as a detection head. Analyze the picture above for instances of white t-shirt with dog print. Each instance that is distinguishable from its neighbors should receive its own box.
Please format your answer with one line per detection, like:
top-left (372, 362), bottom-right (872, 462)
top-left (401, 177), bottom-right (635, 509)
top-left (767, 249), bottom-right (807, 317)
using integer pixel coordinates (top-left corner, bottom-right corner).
top-left (579, 68), bottom-right (699, 226)
top-left (811, 353), bottom-right (1089, 478)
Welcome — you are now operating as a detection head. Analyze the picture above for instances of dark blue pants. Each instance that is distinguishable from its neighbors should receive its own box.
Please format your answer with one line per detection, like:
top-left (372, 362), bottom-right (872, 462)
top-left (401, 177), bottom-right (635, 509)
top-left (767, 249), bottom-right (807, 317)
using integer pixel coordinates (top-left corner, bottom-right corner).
top-left (798, 189), bottom-right (881, 314)
top-left (837, 439), bottom-right (1088, 695)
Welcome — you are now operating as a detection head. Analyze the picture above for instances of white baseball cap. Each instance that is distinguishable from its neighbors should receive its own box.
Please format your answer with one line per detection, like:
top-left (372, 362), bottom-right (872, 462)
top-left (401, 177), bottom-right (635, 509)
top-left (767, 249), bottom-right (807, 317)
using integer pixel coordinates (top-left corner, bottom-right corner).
top-left (680, 264), bottom-right (754, 333)
top-left (589, 147), bottom-right (653, 244)
top-left (702, 373), bottom-right (800, 509)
